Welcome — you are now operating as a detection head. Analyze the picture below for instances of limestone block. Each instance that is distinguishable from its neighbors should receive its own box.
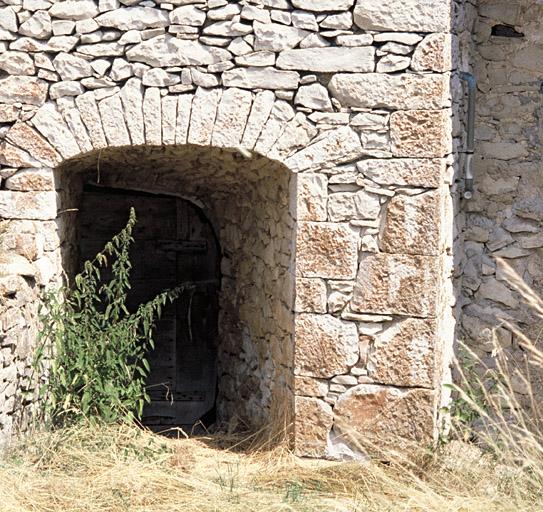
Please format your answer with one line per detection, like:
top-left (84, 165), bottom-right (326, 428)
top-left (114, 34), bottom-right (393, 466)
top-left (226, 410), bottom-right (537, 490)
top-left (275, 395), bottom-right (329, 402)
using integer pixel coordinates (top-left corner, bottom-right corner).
top-left (203, 20), bottom-right (253, 37)
top-left (357, 158), bottom-right (445, 188)
top-left (295, 314), bottom-right (358, 378)
top-left (253, 21), bottom-right (308, 52)
top-left (0, 253), bottom-right (35, 278)
top-left (328, 190), bottom-right (381, 222)
top-left (353, 0), bottom-right (450, 32)
top-left (277, 47), bottom-right (375, 72)
top-left (294, 396), bottom-right (333, 457)
top-left (169, 5), bottom-right (206, 25)
top-left (5, 122), bottom-right (61, 167)
top-left (119, 78), bottom-right (145, 145)
top-left (296, 173), bottom-right (327, 221)
top-left (328, 73), bottom-right (449, 110)
top-left (295, 277), bottom-right (327, 313)
top-left (188, 87), bottom-right (222, 146)
top-left (390, 110), bottom-right (452, 158)
top-left (241, 90), bottom-right (275, 149)
top-left (294, 83), bottom-right (332, 112)
top-left (5, 168), bottom-right (54, 192)
top-left (381, 190), bottom-right (443, 256)
top-left (49, 1), bottom-right (100, 20)
top-left (50, 81), bottom-right (84, 99)
top-left (143, 87), bottom-right (162, 146)
top-left (0, 142), bottom-right (42, 168)
top-left (0, 191), bottom-right (56, 220)
top-left (0, 7), bottom-right (17, 32)
top-left (0, 76), bottom-right (48, 106)
top-left (211, 87), bottom-right (253, 148)
top-left (295, 376), bottom-right (328, 397)
top-left (411, 33), bottom-right (452, 72)
top-left (0, 105), bottom-right (19, 123)
top-left (126, 35), bottom-right (232, 67)
top-left (223, 66), bottom-right (300, 90)
top-left (376, 54), bottom-right (410, 73)
top-left (352, 253), bottom-right (440, 317)
top-left (296, 222), bottom-right (358, 279)
top-left (368, 318), bottom-right (438, 388)
top-left (161, 95), bottom-right (178, 146)
top-left (96, 7), bottom-right (169, 30)
top-left (75, 93), bottom-right (108, 149)
top-left (175, 94), bottom-right (193, 145)
top-left (19, 10), bottom-right (51, 39)
top-left (254, 100), bottom-right (294, 155)
top-left (0, 51), bottom-right (35, 75)
top-left (285, 126), bottom-right (363, 172)
top-left (292, 0), bottom-right (354, 10)
top-left (53, 53), bottom-right (92, 81)
top-left (98, 94), bottom-right (130, 147)
top-left (333, 385), bottom-right (436, 448)
top-left (268, 112), bottom-right (317, 160)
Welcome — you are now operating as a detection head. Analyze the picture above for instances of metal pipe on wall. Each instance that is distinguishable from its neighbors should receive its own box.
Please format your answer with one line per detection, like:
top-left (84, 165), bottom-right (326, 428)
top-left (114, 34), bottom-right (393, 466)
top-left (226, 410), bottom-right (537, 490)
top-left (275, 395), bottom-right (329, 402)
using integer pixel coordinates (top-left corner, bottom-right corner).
top-left (460, 72), bottom-right (476, 199)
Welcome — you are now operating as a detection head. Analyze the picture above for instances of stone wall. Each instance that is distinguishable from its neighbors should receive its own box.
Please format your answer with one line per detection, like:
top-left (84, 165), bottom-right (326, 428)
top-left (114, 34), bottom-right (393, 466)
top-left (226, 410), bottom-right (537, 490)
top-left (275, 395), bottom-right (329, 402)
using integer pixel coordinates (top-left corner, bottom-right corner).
top-left (0, 0), bottom-right (457, 457)
top-left (458, 0), bottom-right (543, 399)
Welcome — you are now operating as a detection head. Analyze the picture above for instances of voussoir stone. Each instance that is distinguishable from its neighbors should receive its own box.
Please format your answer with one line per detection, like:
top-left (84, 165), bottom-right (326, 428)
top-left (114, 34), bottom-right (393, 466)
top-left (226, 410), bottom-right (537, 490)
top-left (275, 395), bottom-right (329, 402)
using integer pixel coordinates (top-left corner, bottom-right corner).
top-left (5, 122), bottom-right (60, 167)
top-left (223, 66), bottom-right (299, 90)
top-left (126, 35), bottom-right (232, 67)
top-left (277, 47), bottom-right (375, 72)
top-left (96, 7), bottom-right (169, 30)
top-left (296, 222), bottom-right (358, 279)
top-left (352, 253), bottom-right (440, 317)
top-left (0, 76), bottom-right (47, 106)
top-left (333, 385), bottom-right (436, 449)
top-left (294, 397), bottom-right (333, 458)
top-left (353, 0), bottom-right (450, 32)
top-left (49, 0), bottom-right (100, 20)
top-left (368, 318), bottom-right (438, 388)
top-left (295, 314), bottom-right (359, 378)
top-left (328, 73), bottom-right (449, 110)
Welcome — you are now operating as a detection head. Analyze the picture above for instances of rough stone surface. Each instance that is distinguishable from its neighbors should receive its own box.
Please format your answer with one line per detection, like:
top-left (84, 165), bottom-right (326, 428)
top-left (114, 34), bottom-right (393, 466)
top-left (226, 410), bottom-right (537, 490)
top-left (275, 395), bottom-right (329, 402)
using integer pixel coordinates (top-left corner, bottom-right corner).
top-left (277, 47), bottom-right (375, 72)
top-left (295, 314), bottom-right (359, 378)
top-left (294, 397), bottom-right (333, 457)
top-left (296, 222), bottom-right (358, 279)
top-left (352, 253), bottom-right (440, 317)
top-left (0, 76), bottom-right (48, 106)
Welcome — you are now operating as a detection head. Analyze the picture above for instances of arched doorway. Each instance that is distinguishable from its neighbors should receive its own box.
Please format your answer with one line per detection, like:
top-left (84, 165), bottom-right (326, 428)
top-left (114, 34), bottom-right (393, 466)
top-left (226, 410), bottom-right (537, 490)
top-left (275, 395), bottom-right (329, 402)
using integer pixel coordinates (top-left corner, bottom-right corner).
top-left (78, 185), bottom-right (220, 430)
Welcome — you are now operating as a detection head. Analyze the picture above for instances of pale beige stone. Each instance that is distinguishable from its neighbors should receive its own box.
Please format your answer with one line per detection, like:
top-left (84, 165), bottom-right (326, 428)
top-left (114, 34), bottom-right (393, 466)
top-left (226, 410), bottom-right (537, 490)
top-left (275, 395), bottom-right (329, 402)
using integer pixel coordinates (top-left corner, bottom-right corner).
top-left (294, 396), bottom-right (333, 457)
top-left (297, 222), bottom-right (358, 279)
top-left (352, 253), bottom-right (440, 317)
top-left (295, 277), bottom-right (327, 313)
top-left (0, 253), bottom-right (35, 278)
top-left (161, 95), bottom-right (178, 146)
top-left (295, 376), bottom-right (328, 397)
top-left (211, 88), bottom-right (253, 148)
top-left (98, 94), bottom-right (131, 147)
top-left (0, 191), bottom-right (56, 220)
top-left (353, 0), bottom-right (450, 32)
top-left (143, 87), bottom-right (162, 146)
top-left (175, 94), bottom-right (193, 145)
top-left (368, 318), bottom-right (438, 388)
top-left (119, 78), bottom-right (145, 146)
top-left (0, 142), bottom-right (42, 168)
top-left (241, 90), bottom-right (275, 149)
top-left (5, 122), bottom-right (61, 167)
top-left (63, 109), bottom-right (93, 153)
top-left (390, 110), bottom-right (452, 158)
top-left (0, 104), bottom-right (19, 123)
top-left (328, 73), bottom-right (449, 110)
top-left (296, 173), bottom-right (327, 221)
top-left (277, 47), bottom-right (375, 72)
top-left (268, 112), bottom-right (317, 160)
top-left (188, 87), bottom-right (222, 146)
top-left (333, 385), bottom-right (436, 449)
top-left (357, 159), bottom-right (445, 188)
top-left (75, 93), bottom-right (108, 149)
top-left (254, 100), bottom-right (294, 155)
top-left (411, 33), bottom-right (452, 72)
top-left (5, 169), bottom-right (54, 192)
top-left (0, 76), bottom-right (48, 106)
top-left (381, 190), bottom-right (443, 256)
top-left (223, 66), bottom-right (300, 90)
top-left (328, 190), bottom-right (381, 222)
top-left (285, 126), bottom-right (363, 172)
top-left (295, 314), bottom-right (358, 378)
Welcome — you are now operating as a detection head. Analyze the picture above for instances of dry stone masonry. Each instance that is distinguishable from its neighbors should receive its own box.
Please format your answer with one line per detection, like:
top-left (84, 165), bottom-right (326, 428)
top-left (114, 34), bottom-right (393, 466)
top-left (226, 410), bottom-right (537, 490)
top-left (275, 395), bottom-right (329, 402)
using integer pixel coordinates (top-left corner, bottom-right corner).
top-left (0, 0), bottom-right (532, 459)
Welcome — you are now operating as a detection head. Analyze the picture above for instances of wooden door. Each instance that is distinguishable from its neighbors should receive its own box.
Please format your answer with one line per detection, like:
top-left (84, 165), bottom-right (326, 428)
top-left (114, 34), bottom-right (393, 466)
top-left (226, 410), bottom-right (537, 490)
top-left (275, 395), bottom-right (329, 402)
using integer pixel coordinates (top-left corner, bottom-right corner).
top-left (79, 186), bottom-right (220, 428)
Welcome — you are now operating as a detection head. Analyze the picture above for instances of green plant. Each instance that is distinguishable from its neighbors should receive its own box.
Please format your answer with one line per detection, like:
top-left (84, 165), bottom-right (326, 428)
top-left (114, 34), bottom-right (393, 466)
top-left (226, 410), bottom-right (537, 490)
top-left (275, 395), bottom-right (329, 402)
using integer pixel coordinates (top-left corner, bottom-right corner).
top-left (33, 207), bottom-right (183, 426)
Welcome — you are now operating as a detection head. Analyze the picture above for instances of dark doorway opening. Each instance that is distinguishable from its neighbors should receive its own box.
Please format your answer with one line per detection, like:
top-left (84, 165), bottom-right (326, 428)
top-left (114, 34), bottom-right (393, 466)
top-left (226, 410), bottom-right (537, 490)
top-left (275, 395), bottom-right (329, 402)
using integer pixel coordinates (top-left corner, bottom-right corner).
top-left (78, 185), bottom-right (221, 431)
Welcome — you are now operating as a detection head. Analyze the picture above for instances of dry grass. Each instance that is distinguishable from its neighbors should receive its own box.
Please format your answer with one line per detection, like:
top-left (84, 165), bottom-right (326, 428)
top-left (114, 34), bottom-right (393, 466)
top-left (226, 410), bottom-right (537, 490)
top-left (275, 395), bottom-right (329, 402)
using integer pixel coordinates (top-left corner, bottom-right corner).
top-left (1, 259), bottom-right (542, 512)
